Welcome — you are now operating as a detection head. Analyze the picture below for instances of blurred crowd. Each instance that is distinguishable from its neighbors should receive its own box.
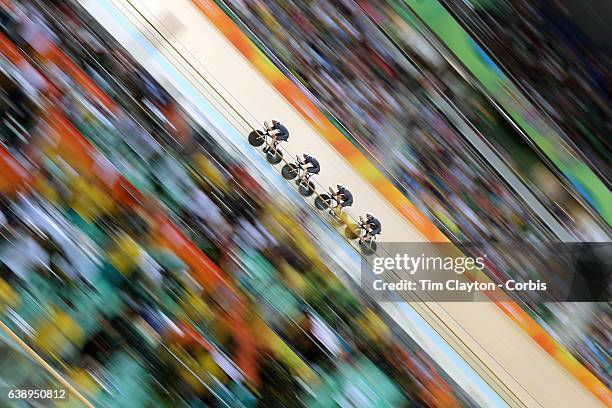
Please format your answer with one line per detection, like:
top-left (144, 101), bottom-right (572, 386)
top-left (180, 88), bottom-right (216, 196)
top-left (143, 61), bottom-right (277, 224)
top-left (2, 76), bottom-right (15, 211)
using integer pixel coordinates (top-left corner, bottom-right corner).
top-left (225, 0), bottom-right (610, 386)
top-left (442, 0), bottom-right (611, 178)
top-left (0, 0), bottom-right (478, 406)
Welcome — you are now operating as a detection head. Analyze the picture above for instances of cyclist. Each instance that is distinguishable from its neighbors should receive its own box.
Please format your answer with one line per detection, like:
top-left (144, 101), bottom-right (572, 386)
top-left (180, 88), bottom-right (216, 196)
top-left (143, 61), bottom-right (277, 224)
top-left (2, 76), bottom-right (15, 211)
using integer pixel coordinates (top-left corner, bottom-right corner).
top-left (266, 119), bottom-right (289, 155)
top-left (331, 183), bottom-right (353, 216)
top-left (359, 212), bottom-right (381, 244)
top-left (299, 152), bottom-right (320, 183)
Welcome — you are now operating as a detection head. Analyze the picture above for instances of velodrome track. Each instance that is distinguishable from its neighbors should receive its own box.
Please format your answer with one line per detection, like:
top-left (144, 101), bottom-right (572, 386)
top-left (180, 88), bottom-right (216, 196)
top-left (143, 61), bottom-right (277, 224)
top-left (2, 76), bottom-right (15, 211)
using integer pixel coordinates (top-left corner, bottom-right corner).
top-left (78, 0), bottom-right (606, 406)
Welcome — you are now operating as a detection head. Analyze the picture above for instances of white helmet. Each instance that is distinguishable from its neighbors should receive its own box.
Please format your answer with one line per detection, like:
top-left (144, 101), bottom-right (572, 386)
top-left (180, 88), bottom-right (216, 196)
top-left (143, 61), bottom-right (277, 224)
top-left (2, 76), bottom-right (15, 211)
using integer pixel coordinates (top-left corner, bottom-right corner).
top-left (272, 119), bottom-right (279, 124)
top-left (336, 183), bottom-right (345, 189)
top-left (303, 152), bottom-right (310, 158)
top-left (365, 212), bottom-right (374, 219)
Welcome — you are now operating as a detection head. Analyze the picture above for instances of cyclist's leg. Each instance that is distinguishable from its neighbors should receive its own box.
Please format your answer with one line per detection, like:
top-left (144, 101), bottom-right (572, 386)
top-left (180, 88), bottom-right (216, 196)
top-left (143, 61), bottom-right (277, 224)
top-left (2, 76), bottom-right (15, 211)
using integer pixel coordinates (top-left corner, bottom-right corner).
top-left (330, 199), bottom-right (341, 217)
top-left (304, 167), bottom-right (315, 181)
top-left (269, 135), bottom-right (278, 154)
top-left (335, 198), bottom-right (346, 216)
top-left (266, 129), bottom-right (277, 152)
top-left (359, 228), bottom-right (370, 244)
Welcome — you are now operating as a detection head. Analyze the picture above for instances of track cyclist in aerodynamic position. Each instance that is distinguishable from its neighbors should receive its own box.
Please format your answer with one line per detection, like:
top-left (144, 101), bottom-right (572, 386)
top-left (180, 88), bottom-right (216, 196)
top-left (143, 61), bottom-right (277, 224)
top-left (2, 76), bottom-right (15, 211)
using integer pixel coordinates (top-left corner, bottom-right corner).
top-left (331, 183), bottom-right (353, 216)
top-left (299, 152), bottom-right (320, 183)
top-left (359, 212), bottom-right (381, 244)
top-left (265, 119), bottom-right (289, 156)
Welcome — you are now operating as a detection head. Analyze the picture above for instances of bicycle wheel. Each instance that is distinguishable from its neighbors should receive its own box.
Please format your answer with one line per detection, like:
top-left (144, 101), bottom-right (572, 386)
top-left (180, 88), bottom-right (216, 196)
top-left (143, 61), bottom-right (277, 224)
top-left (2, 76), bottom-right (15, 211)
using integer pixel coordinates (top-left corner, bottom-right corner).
top-left (345, 223), bottom-right (360, 239)
top-left (299, 180), bottom-right (316, 197)
top-left (248, 130), bottom-right (265, 147)
top-left (314, 194), bottom-right (334, 210)
top-left (281, 164), bottom-right (298, 180)
top-left (360, 240), bottom-right (377, 255)
top-left (266, 149), bottom-right (283, 164)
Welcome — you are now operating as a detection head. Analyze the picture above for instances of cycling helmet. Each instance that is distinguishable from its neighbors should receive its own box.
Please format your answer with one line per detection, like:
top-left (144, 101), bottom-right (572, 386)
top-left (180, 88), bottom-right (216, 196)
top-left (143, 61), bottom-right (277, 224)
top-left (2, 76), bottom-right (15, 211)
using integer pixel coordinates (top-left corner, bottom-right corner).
top-left (336, 183), bottom-right (345, 190)
top-left (365, 212), bottom-right (374, 219)
top-left (303, 152), bottom-right (310, 158)
top-left (272, 119), bottom-right (279, 125)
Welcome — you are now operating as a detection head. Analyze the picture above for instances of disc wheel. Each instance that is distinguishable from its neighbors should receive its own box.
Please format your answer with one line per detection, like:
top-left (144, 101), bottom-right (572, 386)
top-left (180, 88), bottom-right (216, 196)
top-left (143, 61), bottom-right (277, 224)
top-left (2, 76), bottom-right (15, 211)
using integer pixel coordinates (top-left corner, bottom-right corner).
top-left (299, 180), bottom-right (316, 197)
top-left (314, 194), bottom-right (334, 210)
top-left (248, 130), bottom-right (265, 147)
top-left (345, 223), bottom-right (360, 239)
top-left (360, 240), bottom-right (377, 255)
top-left (281, 164), bottom-right (298, 180)
top-left (266, 148), bottom-right (283, 164)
